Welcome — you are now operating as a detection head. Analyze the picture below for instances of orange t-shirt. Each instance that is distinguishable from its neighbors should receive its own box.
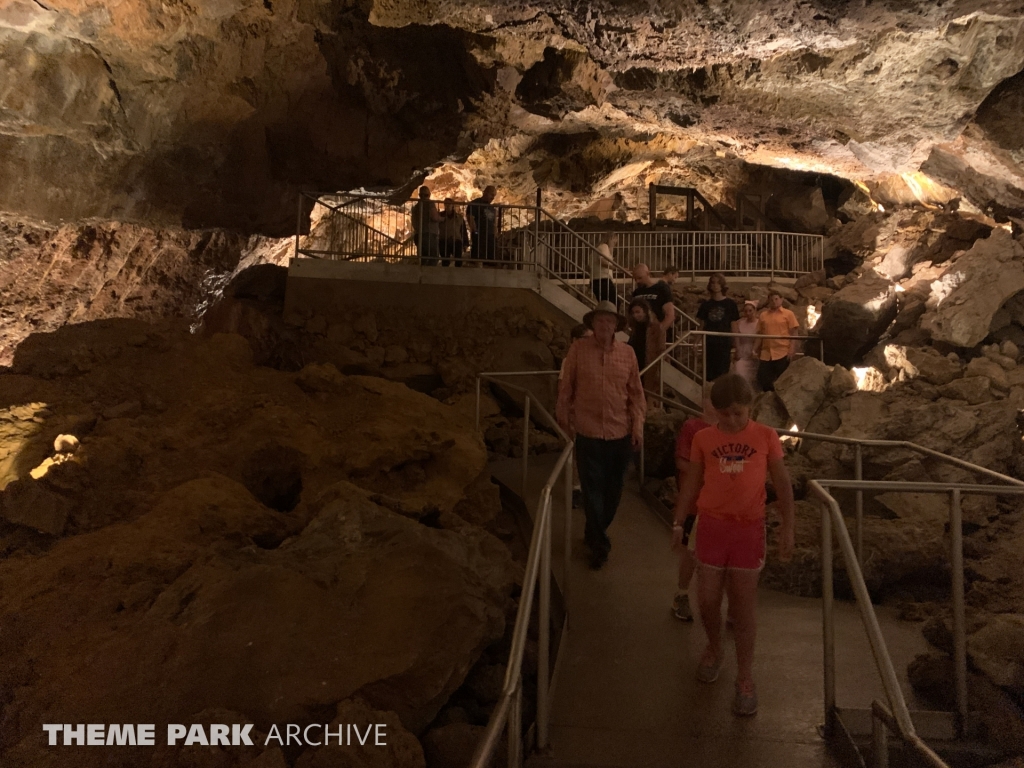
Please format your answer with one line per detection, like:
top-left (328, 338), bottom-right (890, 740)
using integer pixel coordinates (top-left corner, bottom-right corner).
top-left (690, 420), bottom-right (783, 522)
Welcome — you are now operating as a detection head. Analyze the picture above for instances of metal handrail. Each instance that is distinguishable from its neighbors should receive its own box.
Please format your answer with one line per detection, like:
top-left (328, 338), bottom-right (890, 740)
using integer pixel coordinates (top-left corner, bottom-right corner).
top-left (471, 373), bottom-right (575, 768)
top-left (812, 479), bottom-right (1024, 767)
top-left (644, 391), bottom-right (1024, 764)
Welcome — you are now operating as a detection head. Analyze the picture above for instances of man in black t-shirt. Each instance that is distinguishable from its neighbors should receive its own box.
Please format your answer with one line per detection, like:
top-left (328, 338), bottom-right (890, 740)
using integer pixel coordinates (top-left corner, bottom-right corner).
top-left (631, 263), bottom-right (675, 325)
top-left (630, 263), bottom-right (675, 368)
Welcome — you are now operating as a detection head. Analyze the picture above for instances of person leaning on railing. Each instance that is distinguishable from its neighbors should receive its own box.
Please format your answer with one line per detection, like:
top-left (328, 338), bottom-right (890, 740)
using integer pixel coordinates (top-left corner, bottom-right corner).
top-left (753, 289), bottom-right (799, 392)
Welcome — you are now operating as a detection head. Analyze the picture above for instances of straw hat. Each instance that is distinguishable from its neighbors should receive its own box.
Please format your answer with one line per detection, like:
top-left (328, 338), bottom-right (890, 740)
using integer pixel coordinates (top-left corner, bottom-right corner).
top-left (583, 301), bottom-right (627, 332)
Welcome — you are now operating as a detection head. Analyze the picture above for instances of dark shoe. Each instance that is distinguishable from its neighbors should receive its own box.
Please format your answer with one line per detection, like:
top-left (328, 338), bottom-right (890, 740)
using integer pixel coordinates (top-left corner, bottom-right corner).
top-left (572, 489), bottom-right (582, 508)
top-left (672, 592), bottom-right (694, 622)
top-left (588, 547), bottom-right (608, 570)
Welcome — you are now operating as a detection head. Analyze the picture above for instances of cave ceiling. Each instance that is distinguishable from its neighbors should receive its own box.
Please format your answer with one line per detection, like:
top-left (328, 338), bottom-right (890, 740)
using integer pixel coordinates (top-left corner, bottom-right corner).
top-left (0, 0), bottom-right (1023, 233)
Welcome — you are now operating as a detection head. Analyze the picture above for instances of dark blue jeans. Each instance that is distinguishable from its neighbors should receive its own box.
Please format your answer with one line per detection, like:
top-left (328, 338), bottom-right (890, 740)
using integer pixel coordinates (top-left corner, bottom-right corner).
top-left (575, 434), bottom-right (632, 556)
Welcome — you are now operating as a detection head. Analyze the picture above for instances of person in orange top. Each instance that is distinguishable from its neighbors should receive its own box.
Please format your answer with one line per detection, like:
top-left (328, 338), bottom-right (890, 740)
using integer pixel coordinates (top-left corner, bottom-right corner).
top-left (672, 373), bottom-right (795, 717)
top-left (753, 289), bottom-right (800, 391)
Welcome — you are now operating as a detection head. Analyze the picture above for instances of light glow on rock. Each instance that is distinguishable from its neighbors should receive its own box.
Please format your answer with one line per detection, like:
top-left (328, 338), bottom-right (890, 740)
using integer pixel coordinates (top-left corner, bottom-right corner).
top-left (806, 303), bottom-right (821, 330)
top-left (852, 366), bottom-right (888, 392)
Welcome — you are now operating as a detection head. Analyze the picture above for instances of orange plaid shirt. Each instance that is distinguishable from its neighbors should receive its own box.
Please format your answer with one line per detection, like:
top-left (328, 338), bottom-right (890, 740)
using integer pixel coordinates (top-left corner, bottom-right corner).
top-left (557, 336), bottom-right (647, 441)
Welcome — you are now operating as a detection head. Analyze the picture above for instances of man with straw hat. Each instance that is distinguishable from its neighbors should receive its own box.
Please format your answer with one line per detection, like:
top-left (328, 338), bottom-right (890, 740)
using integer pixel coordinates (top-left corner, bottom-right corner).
top-left (557, 301), bottom-right (647, 569)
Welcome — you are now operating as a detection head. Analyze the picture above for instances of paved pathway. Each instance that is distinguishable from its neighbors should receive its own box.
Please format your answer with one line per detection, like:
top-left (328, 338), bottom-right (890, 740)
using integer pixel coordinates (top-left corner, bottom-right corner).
top-left (490, 456), bottom-right (930, 768)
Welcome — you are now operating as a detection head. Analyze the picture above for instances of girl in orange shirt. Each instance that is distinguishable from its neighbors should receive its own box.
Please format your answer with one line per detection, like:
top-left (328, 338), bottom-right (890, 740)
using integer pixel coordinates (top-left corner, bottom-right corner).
top-left (671, 373), bottom-right (795, 716)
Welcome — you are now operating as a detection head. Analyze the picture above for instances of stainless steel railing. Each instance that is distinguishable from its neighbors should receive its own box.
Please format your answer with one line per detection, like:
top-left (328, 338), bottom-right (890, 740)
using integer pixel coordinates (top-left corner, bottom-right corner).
top-left (293, 192), bottom-right (825, 279)
top-left (471, 371), bottom-right (573, 768)
top-left (638, 329), bottom-right (823, 398)
top-left (813, 479), bottom-right (1024, 768)
top-left (645, 393), bottom-right (1024, 767)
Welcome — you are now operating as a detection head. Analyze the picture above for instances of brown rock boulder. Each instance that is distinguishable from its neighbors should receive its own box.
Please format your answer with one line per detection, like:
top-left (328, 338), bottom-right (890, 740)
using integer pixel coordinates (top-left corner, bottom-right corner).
top-left (773, 356), bottom-right (830, 428)
top-left (921, 230), bottom-right (1024, 348)
top-left (0, 476), bottom-right (514, 751)
top-left (819, 272), bottom-right (898, 366)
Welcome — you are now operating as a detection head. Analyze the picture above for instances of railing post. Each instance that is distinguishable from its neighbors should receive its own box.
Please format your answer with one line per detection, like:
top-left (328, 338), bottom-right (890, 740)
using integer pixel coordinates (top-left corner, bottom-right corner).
top-left (950, 489), bottom-right (968, 737)
top-left (701, 334), bottom-right (707, 385)
top-left (855, 445), bottom-right (864, 566)
top-left (537, 492), bottom-right (552, 751)
top-left (659, 357), bottom-right (665, 404)
top-left (639, 432), bottom-right (645, 484)
top-left (534, 189), bottom-right (542, 271)
top-left (564, 447), bottom-right (573, 615)
top-left (522, 397), bottom-right (531, 498)
top-left (508, 675), bottom-right (522, 768)
top-left (822, 496), bottom-right (836, 737)
top-left (872, 710), bottom-right (890, 768)
top-left (476, 377), bottom-right (482, 432)
top-left (294, 192), bottom-right (303, 259)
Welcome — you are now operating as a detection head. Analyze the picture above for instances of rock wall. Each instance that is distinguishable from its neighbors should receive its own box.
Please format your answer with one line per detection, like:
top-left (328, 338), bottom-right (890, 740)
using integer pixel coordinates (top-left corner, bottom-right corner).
top-left (0, 317), bottom-right (516, 766)
top-left (0, 215), bottom-right (275, 365)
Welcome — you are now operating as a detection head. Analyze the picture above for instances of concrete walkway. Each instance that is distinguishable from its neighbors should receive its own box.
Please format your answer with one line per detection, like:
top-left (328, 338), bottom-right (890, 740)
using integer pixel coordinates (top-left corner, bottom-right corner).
top-left (490, 456), bottom-right (930, 768)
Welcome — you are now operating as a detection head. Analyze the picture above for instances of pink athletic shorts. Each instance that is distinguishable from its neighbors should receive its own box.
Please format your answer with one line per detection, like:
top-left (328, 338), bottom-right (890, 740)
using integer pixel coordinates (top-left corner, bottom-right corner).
top-left (694, 515), bottom-right (766, 571)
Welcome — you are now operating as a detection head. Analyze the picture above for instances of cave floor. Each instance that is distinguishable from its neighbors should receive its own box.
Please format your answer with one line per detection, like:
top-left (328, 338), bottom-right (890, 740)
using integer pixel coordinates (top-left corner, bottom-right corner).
top-left (490, 456), bottom-right (931, 768)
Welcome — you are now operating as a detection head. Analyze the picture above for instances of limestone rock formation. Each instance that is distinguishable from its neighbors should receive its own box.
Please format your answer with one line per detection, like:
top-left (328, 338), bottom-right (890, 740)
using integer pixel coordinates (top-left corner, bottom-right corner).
top-left (819, 272), bottom-right (898, 366)
top-left (921, 229), bottom-right (1024, 348)
top-left (2, 0), bottom-right (1024, 233)
top-left (773, 356), bottom-right (830, 429)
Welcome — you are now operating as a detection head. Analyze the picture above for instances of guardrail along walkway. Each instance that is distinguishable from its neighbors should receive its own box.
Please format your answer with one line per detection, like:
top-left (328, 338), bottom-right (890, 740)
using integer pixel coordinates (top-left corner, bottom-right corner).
top-left (489, 456), bottom-right (929, 768)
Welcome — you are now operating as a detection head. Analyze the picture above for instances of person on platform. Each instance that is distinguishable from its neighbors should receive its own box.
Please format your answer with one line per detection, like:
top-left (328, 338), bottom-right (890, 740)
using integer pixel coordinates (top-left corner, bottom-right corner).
top-left (754, 289), bottom-right (800, 391)
top-left (439, 198), bottom-right (467, 267)
top-left (557, 302), bottom-right (646, 570)
top-left (410, 186), bottom-right (441, 266)
top-left (467, 185), bottom-right (498, 264)
top-left (696, 273), bottom-right (739, 383)
top-left (672, 373), bottom-right (795, 717)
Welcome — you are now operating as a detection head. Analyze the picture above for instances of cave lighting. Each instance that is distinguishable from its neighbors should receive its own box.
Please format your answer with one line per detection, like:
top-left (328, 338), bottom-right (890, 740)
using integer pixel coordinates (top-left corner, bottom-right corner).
top-left (899, 172), bottom-right (955, 209)
top-left (806, 303), bottom-right (821, 330)
top-left (852, 366), bottom-right (887, 392)
top-left (853, 181), bottom-right (885, 213)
